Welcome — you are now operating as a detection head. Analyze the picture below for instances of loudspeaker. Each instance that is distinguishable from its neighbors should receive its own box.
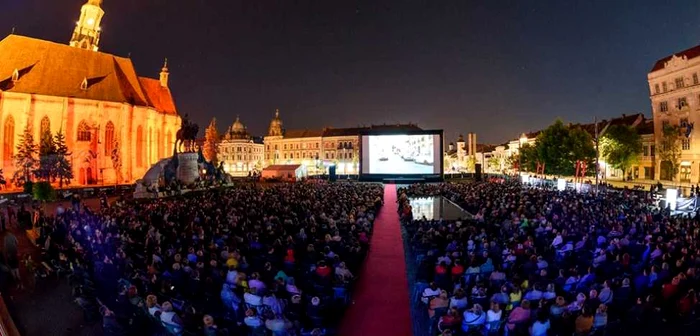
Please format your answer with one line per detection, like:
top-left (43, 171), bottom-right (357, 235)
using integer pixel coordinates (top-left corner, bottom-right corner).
top-left (475, 164), bottom-right (482, 181)
top-left (329, 165), bottom-right (337, 182)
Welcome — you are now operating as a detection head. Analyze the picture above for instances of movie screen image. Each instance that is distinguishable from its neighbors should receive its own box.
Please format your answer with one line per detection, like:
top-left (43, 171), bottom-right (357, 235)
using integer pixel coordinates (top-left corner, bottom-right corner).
top-left (361, 134), bottom-right (441, 175)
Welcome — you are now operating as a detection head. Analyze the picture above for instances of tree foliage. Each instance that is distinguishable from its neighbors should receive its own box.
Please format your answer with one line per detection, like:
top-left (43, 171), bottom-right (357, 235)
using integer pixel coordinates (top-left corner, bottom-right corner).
top-left (12, 122), bottom-right (38, 187)
top-left (54, 129), bottom-right (73, 188)
top-left (487, 156), bottom-right (501, 172)
top-left (533, 120), bottom-right (596, 176)
top-left (34, 126), bottom-right (57, 181)
top-left (519, 143), bottom-right (538, 172)
top-left (658, 124), bottom-right (682, 181)
top-left (203, 118), bottom-right (220, 165)
top-left (600, 124), bottom-right (643, 177)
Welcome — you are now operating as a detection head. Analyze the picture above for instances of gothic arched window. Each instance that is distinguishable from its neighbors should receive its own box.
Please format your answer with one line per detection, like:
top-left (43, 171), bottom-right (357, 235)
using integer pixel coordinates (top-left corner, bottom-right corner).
top-left (104, 121), bottom-right (115, 155)
top-left (166, 130), bottom-right (173, 155)
top-left (77, 120), bottom-right (91, 142)
top-left (156, 130), bottom-right (162, 159)
top-left (40, 116), bottom-right (50, 136)
top-left (136, 126), bottom-right (144, 167)
top-left (3, 116), bottom-right (15, 163)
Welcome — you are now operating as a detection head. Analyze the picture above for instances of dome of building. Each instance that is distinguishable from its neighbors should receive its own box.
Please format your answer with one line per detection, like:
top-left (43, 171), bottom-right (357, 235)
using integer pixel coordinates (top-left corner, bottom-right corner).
top-left (226, 116), bottom-right (249, 140)
top-left (267, 109), bottom-right (284, 136)
top-left (232, 116), bottom-right (245, 134)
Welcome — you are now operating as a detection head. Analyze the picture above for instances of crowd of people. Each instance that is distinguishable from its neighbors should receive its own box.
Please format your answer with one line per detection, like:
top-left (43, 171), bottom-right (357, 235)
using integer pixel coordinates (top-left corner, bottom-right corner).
top-left (31, 182), bottom-right (383, 335)
top-left (399, 180), bottom-right (700, 336)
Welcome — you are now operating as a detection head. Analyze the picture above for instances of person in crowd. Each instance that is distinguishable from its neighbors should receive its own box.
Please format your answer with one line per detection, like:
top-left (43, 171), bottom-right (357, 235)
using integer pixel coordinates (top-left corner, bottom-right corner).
top-left (530, 310), bottom-right (550, 336)
top-left (36, 182), bottom-right (382, 335)
top-left (575, 307), bottom-right (594, 335)
top-left (399, 179), bottom-right (700, 336)
top-left (461, 303), bottom-right (486, 332)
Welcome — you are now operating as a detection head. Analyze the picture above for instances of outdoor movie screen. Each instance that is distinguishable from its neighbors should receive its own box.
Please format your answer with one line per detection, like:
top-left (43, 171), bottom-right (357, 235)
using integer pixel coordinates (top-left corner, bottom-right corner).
top-left (361, 134), bottom-right (442, 175)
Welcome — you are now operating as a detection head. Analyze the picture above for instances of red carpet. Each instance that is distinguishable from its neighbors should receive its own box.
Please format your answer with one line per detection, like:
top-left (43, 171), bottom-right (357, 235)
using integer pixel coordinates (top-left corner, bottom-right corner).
top-left (339, 184), bottom-right (412, 336)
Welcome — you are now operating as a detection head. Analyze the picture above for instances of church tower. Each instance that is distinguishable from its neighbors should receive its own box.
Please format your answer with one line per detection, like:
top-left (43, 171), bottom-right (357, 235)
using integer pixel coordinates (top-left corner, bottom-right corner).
top-left (69, 0), bottom-right (105, 52)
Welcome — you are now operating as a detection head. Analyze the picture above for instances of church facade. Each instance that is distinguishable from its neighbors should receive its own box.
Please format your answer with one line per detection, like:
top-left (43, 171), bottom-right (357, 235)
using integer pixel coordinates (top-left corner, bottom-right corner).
top-left (0, 0), bottom-right (180, 186)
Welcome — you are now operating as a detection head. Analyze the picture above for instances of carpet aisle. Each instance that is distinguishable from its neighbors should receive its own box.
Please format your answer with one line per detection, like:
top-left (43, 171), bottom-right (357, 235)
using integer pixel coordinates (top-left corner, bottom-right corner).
top-left (339, 184), bottom-right (412, 336)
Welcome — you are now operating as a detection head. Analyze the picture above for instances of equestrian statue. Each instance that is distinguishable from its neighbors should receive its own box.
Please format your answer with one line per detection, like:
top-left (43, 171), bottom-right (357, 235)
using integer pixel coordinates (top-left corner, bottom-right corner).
top-left (175, 114), bottom-right (200, 153)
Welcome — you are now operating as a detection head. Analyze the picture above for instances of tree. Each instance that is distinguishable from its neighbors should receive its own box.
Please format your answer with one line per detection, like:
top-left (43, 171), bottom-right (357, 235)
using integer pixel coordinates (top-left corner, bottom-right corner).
top-left (536, 120), bottom-right (571, 176)
top-left (12, 122), bottom-right (38, 188)
top-left (34, 126), bottom-right (57, 182)
top-left (565, 126), bottom-right (596, 176)
top-left (54, 128), bottom-right (73, 188)
top-left (600, 124), bottom-right (643, 179)
top-left (203, 118), bottom-right (219, 165)
top-left (487, 156), bottom-right (501, 172)
top-left (465, 156), bottom-right (476, 173)
top-left (658, 124), bottom-right (682, 181)
top-left (535, 120), bottom-right (595, 176)
top-left (519, 143), bottom-right (538, 172)
top-left (111, 139), bottom-right (123, 185)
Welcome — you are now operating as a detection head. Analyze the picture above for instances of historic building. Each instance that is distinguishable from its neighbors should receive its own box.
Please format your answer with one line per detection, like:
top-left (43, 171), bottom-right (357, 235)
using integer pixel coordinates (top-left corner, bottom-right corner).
top-left (263, 109), bottom-right (421, 174)
top-left (471, 113), bottom-right (654, 179)
top-left (218, 116), bottom-right (264, 176)
top-left (0, 0), bottom-right (180, 186)
top-left (648, 45), bottom-right (700, 182)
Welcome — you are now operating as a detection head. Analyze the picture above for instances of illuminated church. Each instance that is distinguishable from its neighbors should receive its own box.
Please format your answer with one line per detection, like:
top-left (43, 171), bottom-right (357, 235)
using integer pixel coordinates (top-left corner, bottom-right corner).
top-left (0, 0), bottom-right (181, 186)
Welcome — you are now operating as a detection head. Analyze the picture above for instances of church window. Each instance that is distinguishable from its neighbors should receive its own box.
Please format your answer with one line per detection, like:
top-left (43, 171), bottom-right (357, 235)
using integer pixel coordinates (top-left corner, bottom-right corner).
top-left (662, 82), bottom-right (668, 92)
top-left (654, 84), bottom-right (660, 94)
top-left (77, 121), bottom-right (91, 142)
top-left (104, 121), bottom-right (115, 155)
top-left (167, 131), bottom-right (173, 154)
top-left (136, 126), bottom-right (144, 167)
top-left (40, 116), bottom-right (50, 136)
top-left (3, 116), bottom-right (15, 163)
top-left (694, 73), bottom-right (699, 85)
top-left (157, 130), bottom-right (162, 158)
top-left (11, 69), bottom-right (19, 82)
top-left (659, 101), bottom-right (668, 112)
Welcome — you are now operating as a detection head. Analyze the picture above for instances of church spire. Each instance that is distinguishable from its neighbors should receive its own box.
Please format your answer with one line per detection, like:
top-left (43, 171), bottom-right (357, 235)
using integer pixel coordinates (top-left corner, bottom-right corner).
top-left (160, 58), bottom-right (170, 88)
top-left (69, 0), bottom-right (105, 52)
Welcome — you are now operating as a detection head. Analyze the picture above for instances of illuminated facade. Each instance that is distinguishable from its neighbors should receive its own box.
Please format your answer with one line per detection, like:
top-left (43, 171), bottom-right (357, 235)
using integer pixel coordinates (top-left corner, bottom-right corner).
top-left (649, 46), bottom-right (700, 182)
top-left (218, 117), bottom-right (264, 176)
top-left (263, 109), bottom-right (420, 174)
top-left (0, 0), bottom-right (180, 186)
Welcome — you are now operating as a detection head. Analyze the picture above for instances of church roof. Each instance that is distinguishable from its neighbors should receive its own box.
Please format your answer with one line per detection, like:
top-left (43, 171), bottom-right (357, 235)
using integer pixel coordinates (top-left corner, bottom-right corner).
top-left (0, 34), bottom-right (177, 115)
top-left (138, 77), bottom-right (177, 115)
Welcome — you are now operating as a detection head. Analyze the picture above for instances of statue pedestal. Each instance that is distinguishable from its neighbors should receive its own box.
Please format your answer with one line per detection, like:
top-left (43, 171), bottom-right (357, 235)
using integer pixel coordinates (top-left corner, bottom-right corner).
top-left (176, 152), bottom-right (199, 185)
top-left (133, 179), bottom-right (153, 199)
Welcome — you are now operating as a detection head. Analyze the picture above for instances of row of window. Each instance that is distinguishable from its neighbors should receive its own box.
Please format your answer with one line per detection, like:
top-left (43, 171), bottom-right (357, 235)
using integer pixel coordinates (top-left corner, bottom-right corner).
top-left (221, 155), bottom-right (262, 161)
top-left (2, 116), bottom-right (173, 169)
top-left (657, 96), bottom-right (698, 112)
top-left (654, 73), bottom-right (700, 94)
top-left (266, 141), bottom-right (358, 151)
top-left (219, 146), bottom-right (262, 154)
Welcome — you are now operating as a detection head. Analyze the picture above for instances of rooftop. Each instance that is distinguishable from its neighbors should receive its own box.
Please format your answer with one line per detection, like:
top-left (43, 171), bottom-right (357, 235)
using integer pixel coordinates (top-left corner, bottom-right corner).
top-left (0, 34), bottom-right (177, 115)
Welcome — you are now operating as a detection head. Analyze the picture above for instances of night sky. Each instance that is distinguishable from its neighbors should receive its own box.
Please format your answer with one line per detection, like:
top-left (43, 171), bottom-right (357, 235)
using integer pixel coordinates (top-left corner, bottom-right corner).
top-left (3, 0), bottom-right (700, 144)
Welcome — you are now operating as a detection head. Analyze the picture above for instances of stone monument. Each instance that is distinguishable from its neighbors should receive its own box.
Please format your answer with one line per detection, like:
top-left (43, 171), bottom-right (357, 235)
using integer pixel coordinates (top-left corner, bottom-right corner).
top-left (176, 152), bottom-right (199, 185)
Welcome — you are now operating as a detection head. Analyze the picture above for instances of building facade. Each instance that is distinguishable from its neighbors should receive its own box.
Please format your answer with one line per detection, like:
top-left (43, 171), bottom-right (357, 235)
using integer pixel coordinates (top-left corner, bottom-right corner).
top-left (648, 46), bottom-right (700, 182)
top-left (0, 0), bottom-right (180, 186)
top-left (218, 117), bottom-right (264, 176)
top-left (263, 109), bottom-right (420, 174)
